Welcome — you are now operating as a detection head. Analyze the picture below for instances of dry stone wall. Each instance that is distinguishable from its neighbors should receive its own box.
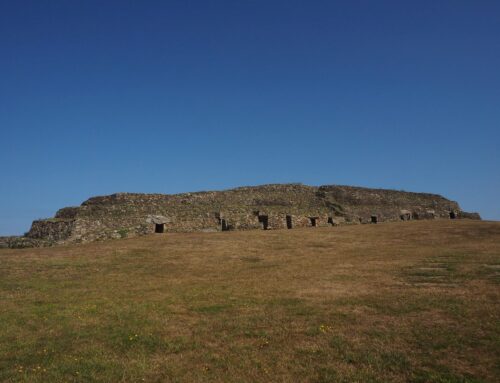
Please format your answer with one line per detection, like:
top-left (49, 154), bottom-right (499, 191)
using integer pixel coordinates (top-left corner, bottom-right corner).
top-left (15, 183), bottom-right (480, 247)
top-left (28, 219), bottom-right (76, 241)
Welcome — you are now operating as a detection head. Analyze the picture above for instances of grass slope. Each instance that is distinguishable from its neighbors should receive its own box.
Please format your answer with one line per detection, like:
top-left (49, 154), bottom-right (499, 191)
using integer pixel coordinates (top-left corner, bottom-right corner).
top-left (0, 220), bottom-right (499, 382)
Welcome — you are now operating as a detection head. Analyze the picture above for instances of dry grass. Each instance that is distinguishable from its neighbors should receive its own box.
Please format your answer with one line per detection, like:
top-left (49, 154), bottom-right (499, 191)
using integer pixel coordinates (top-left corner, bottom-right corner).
top-left (0, 220), bottom-right (499, 382)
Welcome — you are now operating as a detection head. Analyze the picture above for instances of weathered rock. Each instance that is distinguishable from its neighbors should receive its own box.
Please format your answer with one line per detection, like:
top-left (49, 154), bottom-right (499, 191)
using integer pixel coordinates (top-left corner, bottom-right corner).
top-left (0, 236), bottom-right (49, 248)
top-left (7, 183), bottom-right (479, 248)
top-left (458, 211), bottom-right (482, 220)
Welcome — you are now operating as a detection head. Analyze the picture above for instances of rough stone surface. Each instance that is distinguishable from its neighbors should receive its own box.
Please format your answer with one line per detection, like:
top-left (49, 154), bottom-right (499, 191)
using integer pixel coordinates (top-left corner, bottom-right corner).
top-left (12, 183), bottom-right (480, 248)
top-left (0, 236), bottom-right (46, 248)
top-left (457, 211), bottom-right (482, 220)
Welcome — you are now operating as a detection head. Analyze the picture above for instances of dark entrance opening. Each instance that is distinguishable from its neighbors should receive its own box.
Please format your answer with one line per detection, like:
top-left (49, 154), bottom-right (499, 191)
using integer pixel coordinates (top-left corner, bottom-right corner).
top-left (258, 215), bottom-right (269, 230)
top-left (286, 215), bottom-right (292, 229)
top-left (221, 219), bottom-right (229, 231)
top-left (327, 217), bottom-right (335, 226)
top-left (155, 224), bottom-right (164, 233)
top-left (449, 211), bottom-right (456, 219)
top-left (310, 217), bottom-right (317, 227)
top-left (371, 215), bottom-right (378, 224)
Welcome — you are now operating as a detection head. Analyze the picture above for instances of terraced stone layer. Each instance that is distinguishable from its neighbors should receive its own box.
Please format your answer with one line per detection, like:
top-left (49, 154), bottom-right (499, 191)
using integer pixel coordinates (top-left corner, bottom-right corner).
top-left (16, 183), bottom-right (479, 246)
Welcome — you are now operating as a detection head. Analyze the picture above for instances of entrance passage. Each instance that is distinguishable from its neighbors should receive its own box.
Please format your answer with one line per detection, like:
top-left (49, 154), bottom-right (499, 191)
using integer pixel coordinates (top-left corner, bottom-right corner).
top-left (450, 211), bottom-right (456, 219)
top-left (371, 215), bottom-right (378, 224)
top-left (221, 219), bottom-right (229, 231)
top-left (258, 215), bottom-right (269, 230)
top-left (155, 224), bottom-right (164, 233)
top-left (327, 217), bottom-right (335, 226)
top-left (310, 217), bottom-right (317, 227)
top-left (286, 215), bottom-right (292, 229)
top-left (400, 212), bottom-right (411, 221)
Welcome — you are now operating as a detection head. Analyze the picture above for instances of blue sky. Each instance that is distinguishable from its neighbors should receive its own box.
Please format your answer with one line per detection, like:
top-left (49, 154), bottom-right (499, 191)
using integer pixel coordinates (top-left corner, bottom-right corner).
top-left (1, 0), bottom-right (499, 235)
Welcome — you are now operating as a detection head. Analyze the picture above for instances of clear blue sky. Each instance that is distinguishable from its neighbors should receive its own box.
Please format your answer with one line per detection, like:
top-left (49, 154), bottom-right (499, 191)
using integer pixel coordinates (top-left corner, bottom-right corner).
top-left (1, 0), bottom-right (499, 235)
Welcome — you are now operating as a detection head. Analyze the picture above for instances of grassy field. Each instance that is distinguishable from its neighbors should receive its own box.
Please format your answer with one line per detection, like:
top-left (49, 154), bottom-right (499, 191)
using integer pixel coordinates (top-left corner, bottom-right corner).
top-left (0, 220), bottom-right (499, 382)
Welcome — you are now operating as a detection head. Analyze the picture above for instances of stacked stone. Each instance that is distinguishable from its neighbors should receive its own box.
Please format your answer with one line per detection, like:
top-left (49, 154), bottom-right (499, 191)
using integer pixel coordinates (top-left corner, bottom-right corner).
top-left (15, 183), bottom-right (480, 247)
